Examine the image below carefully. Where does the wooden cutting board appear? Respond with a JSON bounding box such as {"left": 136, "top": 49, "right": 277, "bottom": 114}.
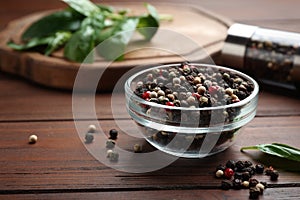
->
{"left": 0, "top": 3, "right": 232, "bottom": 91}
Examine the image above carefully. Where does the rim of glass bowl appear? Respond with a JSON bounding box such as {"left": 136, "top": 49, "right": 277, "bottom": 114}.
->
{"left": 125, "top": 63, "right": 259, "bottom": 111}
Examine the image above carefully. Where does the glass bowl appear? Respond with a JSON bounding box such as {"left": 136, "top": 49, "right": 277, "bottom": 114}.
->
{"left": 125, "top": 63, "right": 259, "bottom": 158}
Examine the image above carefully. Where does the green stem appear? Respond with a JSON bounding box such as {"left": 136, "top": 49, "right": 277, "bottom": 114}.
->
{"left": 159, "top": 14, "right": 173, "bottom": 22}
{"left": 240, "top": 146, "right": 259, "bottom": 152}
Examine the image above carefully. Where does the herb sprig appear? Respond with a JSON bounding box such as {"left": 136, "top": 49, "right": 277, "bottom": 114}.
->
{"left": 241, "top": 143, "right": 300, "bottom": 162}
{"left": 7, "top": 0, "right": 164, "bottom": 63}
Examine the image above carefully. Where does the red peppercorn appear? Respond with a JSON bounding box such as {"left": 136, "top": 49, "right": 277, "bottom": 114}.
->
{"left": 192, "top": 93, "right": 201, "bottom": 99}
{"left": 142, "top": 91, "right": 151, "bottom": 99}
{"left": 208, "top": 86, "right": 219, "bottom": 95}
{"left": 224, "top": 168, "right": 234, "bottom": 179}
{"left": 166, "top": 102, "right": 174, "bottom": 107}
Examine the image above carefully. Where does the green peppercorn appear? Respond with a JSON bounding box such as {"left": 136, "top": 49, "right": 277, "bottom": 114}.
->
{"left": 85, "top": 132, "right": 94, "bottom": 143}
{"left": 133, "top": 144, "right": 143, "bottom": 153}
{"left": 173, "top": 77, "right": 181, "bottom": 85}
{"left": 106, "top": 139, "right": 115, "bottom": 149}
{"left": 107, "top": 150, "right": 119, "bottom": 162}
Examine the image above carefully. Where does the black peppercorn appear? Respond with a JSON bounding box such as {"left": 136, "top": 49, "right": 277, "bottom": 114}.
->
{"left": 232, "top": 178, "right": 242, "bottom": 190}
{"left": 235, "top": 160, "right": 245, "bottom": 172}
{"left": 249, "top": 178, "right": 259, "bottom": 187}
{"left": 225, "top": 160, "right": 236, "bottom": 169}
{"left": 270, "top": 170, "right": 279, "bottom": 181}
{"left": 216, "top": 164, "right": 226, "bottom": 172}
{"left": 265, "top": 166, "right": 274, "bottom": 176}
{"left": 234, "top": 171, "right": 243, "bottom": 179}
{"left": 244, "top": 167, "right": 255, "bottom": 176}
{"left": 242, "top": 171, "right": 251, "bottom": 181}
{"left": 249, "top": 187, "right": 260, "bottom": 199}
{"left": 243, "top": 160, "right": 253, "bottom": 168}
{"left": 109, "top": 129, "right": 118, "bottom": 140}
{"left": 221, "top": 180, "right": 232, "bottom": 190}
{"left": 255, "top": 164, "right": 264, "bottom": 174}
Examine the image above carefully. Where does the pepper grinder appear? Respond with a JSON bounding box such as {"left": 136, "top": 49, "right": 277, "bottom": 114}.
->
{"left": 222, "top": 23, "right": 300, "bottom": 91}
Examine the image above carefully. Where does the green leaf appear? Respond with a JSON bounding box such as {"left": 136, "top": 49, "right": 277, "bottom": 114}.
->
{"left": 22, "top": 9, "right": 83, "bottom": 41}
{"left": 241, "top": 143, "right": 300, "bottom": 162}
{"left": 96, "top": 4, "right": 115, "bottom": 13}
{"left": 145, "top": 3, "right": 159, "bottom": 21}
{"left": 96, "top": 18, "right": 139, "bottom": 61}
{"left": 45, "top": 31, "right": 72, "bottom": 56}
{"left": 64, "top": 25, "right": 95, "bottom": 63}
{"left": 137, "top": 3, "right": 159, "bottom": 41}
{"left": 7, "top": 37, "right": 52, "bottom": 51}
{"left": 62, "top": 0, "right": 100, "bottom": 17}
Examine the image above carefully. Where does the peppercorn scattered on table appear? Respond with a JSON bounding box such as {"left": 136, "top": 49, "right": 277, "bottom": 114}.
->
{"left": 1, "top": 0, "right": 300, "bottom": 199}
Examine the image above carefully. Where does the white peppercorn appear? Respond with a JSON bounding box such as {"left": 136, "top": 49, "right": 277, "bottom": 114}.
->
{"left": 215, "top": 170, "right": 224, "bottom": 178}
{"left": 107, "top": 149, "right": 113, "bottom": 157}
{"left": 225, "top": 88, "right": 233, "bottom": 96}
{"left": 28, "top": 134, "right": 38, "bottom": 144}
{"left": 157, "top": 90, "right": 165, "bottom": 97}
{"left": 149, "top": 91, "right": 158, "bottom": 98}
{"left": 197, "top": 85, "right": 206, "bottom": 95}
{"left": 107, "top": 150, "right": 119, "bottom": 162}
{"left": 193, "top": 76, "right": 201, "bottom": 84}
{"left": 255, "top": 183, "right": 265, "bottom": 194}
{"left": 242, "top": 181, "right": 250, "bottom": 188}
{"left": 88, "top": 124, "right": 97, "bottom": 133}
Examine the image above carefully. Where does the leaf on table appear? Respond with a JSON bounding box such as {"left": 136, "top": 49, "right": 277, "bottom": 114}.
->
{"left": 96, "top": 18, "right": 139, "bottom": 61}
{"left": 64, "top": 25, "right": 95, "bottom": 63}
{"left": 241, "top": 143, "right": 300, "bottom": 162}
{"left": 137, "top": 3, "right": 160, "bottom": 41}
{"left": 62, "top": 0, "right": 100, "bottom": 17}
{"left": 22, "top": 9, "right": 84, "bottom": 41}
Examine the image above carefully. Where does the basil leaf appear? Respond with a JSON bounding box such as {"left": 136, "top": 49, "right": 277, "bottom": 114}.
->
{"left": 96, "top": 18, "right": 139, "bottom": 61}
{"left": 241, "top": 143, "right": 300, "bottom": 162}
{"left": 64, "top": 25, "right": 95, "bottom": 63}
{"left": 137, "top": 3, "right": 159, "bottom": 41}
{"left": 7, "top": 37, "right": 52, "bottom": 51}
{"left": 96, "top": 4, "right": 115, "bottom": 13}
{"left": 62, "top": 0, "right": 100, "bottom": 17}
{"left": 45, "top": 31, "right": 72, "bottom": 56}
{"left": 22, "top": 9, "right": 83, "bottom": 41}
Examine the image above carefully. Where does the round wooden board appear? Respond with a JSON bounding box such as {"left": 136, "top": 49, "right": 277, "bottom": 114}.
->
{"left": 0, "top": 3, "right": 232, "bottom": 91}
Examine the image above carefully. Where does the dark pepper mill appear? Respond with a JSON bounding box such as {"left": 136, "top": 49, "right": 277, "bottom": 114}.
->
{"left": 222, "top": 23, "right": 300, "bottom": 91}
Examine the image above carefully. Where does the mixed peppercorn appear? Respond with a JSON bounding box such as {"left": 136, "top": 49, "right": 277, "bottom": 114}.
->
{"left": 134, "top": 63, "right": 254, "bottom": 110}
{"left": 131, "top": 63, "right": 255, "bottom": 154}
{"left": 215, "top": 160, "right": 279, "bottom": 199}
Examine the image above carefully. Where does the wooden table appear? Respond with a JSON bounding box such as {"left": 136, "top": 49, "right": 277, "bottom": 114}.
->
{"left": 1, "top": 0, "right": 300, "bottom": 199}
